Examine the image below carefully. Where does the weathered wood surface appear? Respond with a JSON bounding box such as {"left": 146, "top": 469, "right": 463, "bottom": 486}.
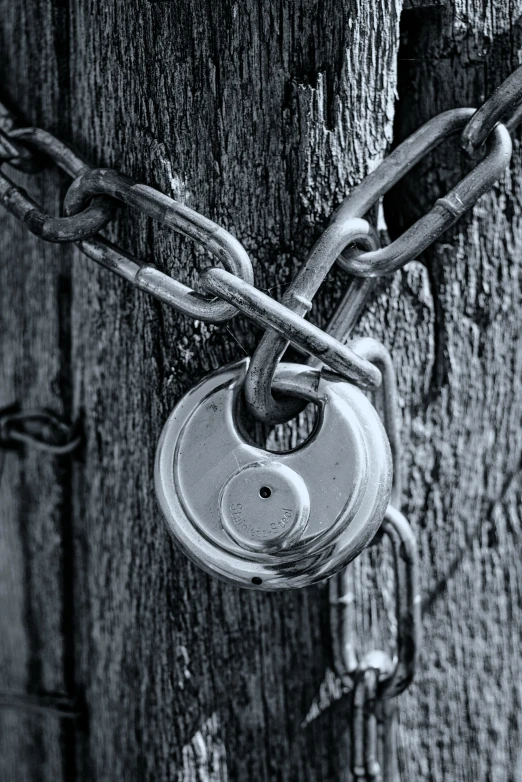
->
{"left": 386, "top": 3, "right": 522, "bottom": 779}
{"left": 0, "top": 4, "right": 76, "bottom": 781}
{"left": 0, "top": 2, "right": 403, "bottom": 780}
{"left": 1, "top": 1, "right": 522, "bottom": 780}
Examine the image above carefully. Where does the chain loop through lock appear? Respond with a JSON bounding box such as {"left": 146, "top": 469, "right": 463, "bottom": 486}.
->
{"left": 242, "top": 109, "right": 513, "bottom": 424}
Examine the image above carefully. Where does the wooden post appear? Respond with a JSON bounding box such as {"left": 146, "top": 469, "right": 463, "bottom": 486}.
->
{"left": 1, "top": 1, "right": 521, "bottom": 780}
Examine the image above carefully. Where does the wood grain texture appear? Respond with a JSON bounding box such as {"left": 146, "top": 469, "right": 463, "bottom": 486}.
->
{"left": 1, "top": 2, "right": 403, "bottom": 780}
{"left": 384, "top": 3, "right": 522, "bottom": 779}
{"left": 66, "top": 4, "right": 402, "bottom": 781}
{"left": 2, "top": 0, "right": 522, "bottom": 781}
{"left": 0, "top": 3, "right": 77, "bottom": 781}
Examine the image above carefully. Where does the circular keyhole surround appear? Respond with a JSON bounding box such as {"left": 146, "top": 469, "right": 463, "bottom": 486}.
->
{"left": 219, "top": 461, "right": 310, "bottom": 553}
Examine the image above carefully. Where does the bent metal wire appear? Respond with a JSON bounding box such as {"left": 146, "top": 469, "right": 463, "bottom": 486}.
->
{"left": 0, "top": 407, "right": 81, "bottom": 455}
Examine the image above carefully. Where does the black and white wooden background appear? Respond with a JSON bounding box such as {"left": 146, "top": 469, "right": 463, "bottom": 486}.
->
{"left": 1, "top": 1, "right": 522, "bottom": 780}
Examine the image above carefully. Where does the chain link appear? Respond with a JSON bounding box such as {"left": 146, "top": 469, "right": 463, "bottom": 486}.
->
{"left": 330, "top": 505, "right": 420, "bottom": 781}
{"left": 330, "top": 507, "right": 420, "bottom": 696}
{"left": 462, "top": 64, "right": 522, "bottom": 154}
{"left": 0, "top": 127, "right": 116, "bottom": 241}
{"left": 0, "top": 127, "right": 37, "bottom": 171}
{"left": 0, "top": 101, "right": 42, "bottom": 172}
{"left": 244, "top": 105, "right": 515, "bottom": 423}
{"left": 242, "top": 217, "right": 381, "bottom": 424}
{"left": 339, "top": 116, "right": 511, "bottom": 278}
{"left": 1, "top": 67, "right": 522, "bottom": 420}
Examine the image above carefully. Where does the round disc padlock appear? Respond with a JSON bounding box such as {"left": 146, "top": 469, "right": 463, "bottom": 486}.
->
{"left": 155, "top": 359, "right": 392, "bottom": 589}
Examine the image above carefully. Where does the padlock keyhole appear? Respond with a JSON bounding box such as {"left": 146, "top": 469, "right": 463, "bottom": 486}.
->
{"left": 259, "top": 486, "right": 272, "bottom": 499}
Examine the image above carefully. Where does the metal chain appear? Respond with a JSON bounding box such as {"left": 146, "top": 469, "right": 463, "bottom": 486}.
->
{"left": 1, "top": 67, "right": 522, "bottom": 424}
{"left": 329, "top": 506, "right": 420, "bottom": 781}
{"left": 0, "top": 112, "right": 379, "bottom": 384}
{"left": 1, "top": 65, "right": 521, "bottom": 775}
{"left": 0, "top": 127, "right": 116, "bottom": 241}
{"left": 244, "top": 103, "right": 516, "bottom": 424}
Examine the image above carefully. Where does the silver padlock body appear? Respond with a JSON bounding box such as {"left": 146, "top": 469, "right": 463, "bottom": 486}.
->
{"left": 155, "top": 359, "right": 392, "bottom": 589}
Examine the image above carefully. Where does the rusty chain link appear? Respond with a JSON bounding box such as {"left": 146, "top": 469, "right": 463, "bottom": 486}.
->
{"left": 0, "top": 127, "right": 116, "bottom": 241}
{"left": 1, "top": 66, "right": 522, "bottom": 424}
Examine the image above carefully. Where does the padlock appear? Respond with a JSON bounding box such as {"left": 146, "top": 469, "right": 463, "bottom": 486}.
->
{"left": 154, "top": 359, "right": 392, "bottom": 589}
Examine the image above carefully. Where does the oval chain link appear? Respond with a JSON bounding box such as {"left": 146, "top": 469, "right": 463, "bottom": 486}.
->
{"left": 241, "top": 217, "right": 381, "bottom": 423}
{"left": 0, "top": 127, "right": 116, "bottom": 241}
{"left": 64, "top": 168, "right": 254, "bottom": 322}
{"left": 461, "top": 64, "right": 522, "bottom": 154}
{"left": 1, "top": 67, "right": 522, "bottom": 409}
